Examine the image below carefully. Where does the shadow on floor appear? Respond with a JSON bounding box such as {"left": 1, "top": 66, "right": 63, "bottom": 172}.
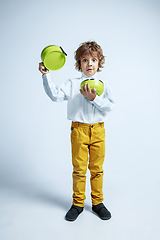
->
{"left": 1, "top": 183, "right": 71, "bottom": 211}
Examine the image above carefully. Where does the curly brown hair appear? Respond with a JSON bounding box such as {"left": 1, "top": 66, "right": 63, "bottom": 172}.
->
{"left": 74, "top": 41, "right": 105, "bottom": 72}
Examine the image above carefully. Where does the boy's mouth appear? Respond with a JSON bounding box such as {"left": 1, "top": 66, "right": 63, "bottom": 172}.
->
{"left": 87, "top": 69, "right": 93, "bottom": 71}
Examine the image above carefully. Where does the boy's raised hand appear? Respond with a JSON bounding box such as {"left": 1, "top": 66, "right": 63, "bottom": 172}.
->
{"left": 39, "top": 62, "right": 49, "bottom": 75}
{"left": 80, "top": 83, "right": 96, "bottom": 101}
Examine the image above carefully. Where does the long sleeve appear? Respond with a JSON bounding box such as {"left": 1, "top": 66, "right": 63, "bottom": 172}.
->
{"left": 90, "top": 81, "right": 115, "bottom": 112}
{"left": 42, "top": 73, "right": 71, "bottom": 102}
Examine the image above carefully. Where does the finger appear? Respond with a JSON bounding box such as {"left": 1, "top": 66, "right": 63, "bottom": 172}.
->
{"left": 80, "top": 89, "right": 83, "bottom": 94}
{"left": 87, "top": 83, "right": 91, "bottom": 93}
{"left": 38, "top": 66, "right": 49, "bottom": 74}
{"left": 80, "top": 88, "right": 85, "bottom": 96}
{"left": 39, "top": 62, "right": 47, "bottom": 70}
{"left": 40, "top": 62, "right": 49, "bottom": 73}
{"left": 84, "top": 83, "right": 87, "bottom": 92}
{"left": 92, "top": 88, "right": 97, "bottom": 94}
{"left": 39, "top": 62, "right": 44, "bottom": 68}
{"left": 38, "top": 66, "right": 43, "bottom": 72}
{"left": 81, "top": 84, "right": 84, "bottom": 92}
{"left": 39, "top": 62, "right": 43, "bottom": 70}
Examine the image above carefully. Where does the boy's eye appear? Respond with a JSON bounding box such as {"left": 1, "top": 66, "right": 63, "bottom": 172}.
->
{"left": 83, "top": 59, "right": 87, "bottom": 62}
{"left": 93, "top": 58, "right": 97, "bottom": 62}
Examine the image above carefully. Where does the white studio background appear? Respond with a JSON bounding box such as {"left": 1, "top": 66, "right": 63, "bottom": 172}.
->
{"left": 0, "top": 0, "right": 160, "bottom": 239}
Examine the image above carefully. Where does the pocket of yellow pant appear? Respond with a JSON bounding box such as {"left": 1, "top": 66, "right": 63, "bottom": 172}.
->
{"left": 71, "top": 127, "right": 79, "bottom": 144}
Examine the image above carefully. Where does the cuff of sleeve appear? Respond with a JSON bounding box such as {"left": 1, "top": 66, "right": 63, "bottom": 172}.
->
{"left": 42, "top": 72, "right": 51, "bottom": 82}
{"left": 90, "top": 95, "right": 101, "bottom": 105}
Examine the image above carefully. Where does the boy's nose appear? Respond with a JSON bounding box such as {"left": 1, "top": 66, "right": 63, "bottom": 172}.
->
{"left": 88, "top": 59, "right": 92, "bottom": 66}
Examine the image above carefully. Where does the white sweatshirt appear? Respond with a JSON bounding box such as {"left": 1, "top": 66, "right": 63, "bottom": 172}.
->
{"left": 42, "top": 72, "right": 115, "bottom": 124}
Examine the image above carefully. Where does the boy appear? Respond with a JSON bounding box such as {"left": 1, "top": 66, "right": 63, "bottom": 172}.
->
{"left": 39, "top": 41, "right": 115, "bottom": 221}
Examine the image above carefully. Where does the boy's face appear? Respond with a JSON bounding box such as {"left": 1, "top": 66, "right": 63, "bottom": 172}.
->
{"left": 80, "top": 53, "right": 99, "bottom": 77}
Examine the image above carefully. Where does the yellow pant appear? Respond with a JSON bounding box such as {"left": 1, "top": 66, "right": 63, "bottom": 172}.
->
{"left": 71, "top": 121, "right": 105, "bottom": 207}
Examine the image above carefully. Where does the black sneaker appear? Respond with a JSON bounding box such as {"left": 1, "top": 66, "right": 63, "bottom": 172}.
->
{"left": 65, "top": 205, "right": 83, "bottom": 221}
{"left": 92, "top": 203, "right": 111, "bottom": 220}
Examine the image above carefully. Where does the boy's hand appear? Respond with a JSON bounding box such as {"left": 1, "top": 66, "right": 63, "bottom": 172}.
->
{"left": 80, "top": 83, "right": 96, "bottom": 101}
{"left": 38, "top": 62, "right": 49, "bottom": 75}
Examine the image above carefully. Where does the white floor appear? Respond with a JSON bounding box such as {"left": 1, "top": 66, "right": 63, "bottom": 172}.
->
{"left": 0, "top": 175, "right": 159, "bottom": 240}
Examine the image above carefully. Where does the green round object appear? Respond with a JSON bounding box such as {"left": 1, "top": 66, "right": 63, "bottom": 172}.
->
{"left": 41, "top": 45, "right": 66, "bottom": 71}
{"left": 81, "top": 79, "right": 104, "bottom": 96}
